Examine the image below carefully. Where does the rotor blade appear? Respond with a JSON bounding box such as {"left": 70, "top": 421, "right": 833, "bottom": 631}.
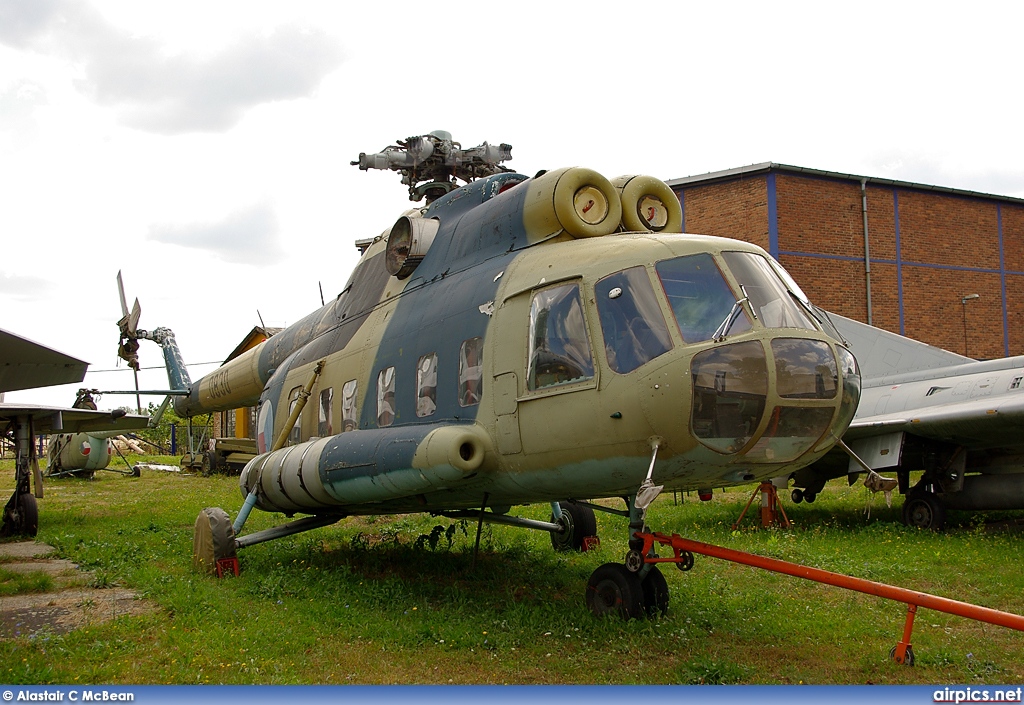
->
{"left": 117, "top": 271, "right": 129, "bottom": 319}
{"left": 128, "top": 299, "right": 141, "bottom": 337}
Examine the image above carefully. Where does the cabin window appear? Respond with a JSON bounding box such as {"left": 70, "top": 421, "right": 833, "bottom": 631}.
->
{"left": 772, "top": 339, "right": 838, "bottom": 399}
{"left": 596, "top": 266, "right": 673, "bottom": 374}
{"left": 656, "top": 253, "right": 750, "bottom": 343}
{"left": 287, "top": 385, "right": 303, "bottom": 445}
{"left": 690, "top": 341, "right": 768, "bottom": 454}
{"left": 377, "top": 367, "right": 396, "bottom": 427}
{"left": 459, "top": 338, "right": 483, "bottom": 407}
{"left": 720, "top": 251, "right": 816, "bottom": 330}
{"left": 416, "top": 353, "right": 438, "bottom": 417}
{"left": 318, "top": 387, "right": 333, "bottom": 436}
{"left": 342, "top": 379, "right": 358, "bottom": 431}
{"left": 527, "top": 283, "right": 594, "bottom": 391}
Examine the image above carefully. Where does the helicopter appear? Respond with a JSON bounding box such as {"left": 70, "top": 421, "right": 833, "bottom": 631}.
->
{"left": 124, "top": 132, "right": 861, "bottom": 618}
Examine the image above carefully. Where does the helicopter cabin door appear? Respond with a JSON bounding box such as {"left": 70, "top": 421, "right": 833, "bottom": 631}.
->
{"left": 491, "top": 279, "right": 602, "bottom": 459}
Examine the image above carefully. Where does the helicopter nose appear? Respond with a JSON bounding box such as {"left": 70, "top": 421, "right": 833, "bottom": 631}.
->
{"left": 689, "top": 336, "right": 861, "bottom": 462}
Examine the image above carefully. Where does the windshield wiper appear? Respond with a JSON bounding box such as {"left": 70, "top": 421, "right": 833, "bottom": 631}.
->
{"left": 713, "top": 286, "right": 754, "bottom": 342}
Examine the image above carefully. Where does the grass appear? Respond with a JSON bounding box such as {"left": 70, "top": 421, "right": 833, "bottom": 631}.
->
{"left": 0, "top": 567, "right": 53, "bottom": 596}
{"left": 1, "top": 455, "right": 1023, "bottom": 684}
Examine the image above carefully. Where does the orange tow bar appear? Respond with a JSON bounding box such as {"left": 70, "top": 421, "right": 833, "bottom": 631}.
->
{"left": 635, "top": 531, "right": 1024, "bottom": 665}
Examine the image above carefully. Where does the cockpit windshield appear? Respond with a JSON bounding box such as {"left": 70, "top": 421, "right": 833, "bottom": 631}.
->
{"left": 656, "top": 253, "right": 752, "bottom": 343}
{"left": 720, "top": 252, "right": 818, "bottom": 331}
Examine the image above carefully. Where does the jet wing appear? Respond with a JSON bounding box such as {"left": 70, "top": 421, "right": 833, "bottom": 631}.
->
{"left": 846, "top": 393, "right": 1024, "bottom": 448}
{"left": 0, "top": 404, "right": 149, "bottom": 434}
{"left": 0, "top": 328, "right": 88, "bottom": 393}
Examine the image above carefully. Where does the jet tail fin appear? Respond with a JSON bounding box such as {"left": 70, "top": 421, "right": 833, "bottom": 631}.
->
{"left": 828, "top": 313, "right": 971, "bottom": 381}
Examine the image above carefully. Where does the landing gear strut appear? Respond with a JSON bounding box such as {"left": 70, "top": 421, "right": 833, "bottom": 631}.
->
{"left": 1, "top": 414, "right": 42, "bottom": 538}
{"left": 585, "top": 438, "right": 671, "bottom": 620}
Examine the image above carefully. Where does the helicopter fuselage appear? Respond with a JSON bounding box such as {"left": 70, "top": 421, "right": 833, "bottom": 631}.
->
{"left": 175, "top": 168, "right": 860, "bottom": 519}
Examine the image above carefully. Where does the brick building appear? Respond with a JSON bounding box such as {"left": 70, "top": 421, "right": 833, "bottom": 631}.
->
{"left": 667, "top": 164, "right": 1024, "bottom": 360}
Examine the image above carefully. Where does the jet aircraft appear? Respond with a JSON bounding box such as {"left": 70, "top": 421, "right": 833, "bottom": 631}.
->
{"left": 785, "top": 314, "right": 1024, "bottom": 530}
{"left": 0, "top": 329, "right": 149, "bottom": 537}
{"left": 123, "top": 132, "right": 860, "bottom": 617}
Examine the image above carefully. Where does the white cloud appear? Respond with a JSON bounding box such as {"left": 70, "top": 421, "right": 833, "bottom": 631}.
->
{"left": 147, "top": 201, "right": 283, "bottom": 265}
{"left": 0, "top": 0, "right": 343, "bottom": 133}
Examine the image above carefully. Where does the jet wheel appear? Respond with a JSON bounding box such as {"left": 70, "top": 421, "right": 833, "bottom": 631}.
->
{"left": 791, "top": 488, "right": 804, "bottom": 504}
{"left": 1, "top": 493, "right": 38, "bottom": 538}
{"left": 641, "top": 565, "right": 670, "bottom": 616}
{"left": 585, "top": 563, "right": 645, "bottom": 620}
{"left": 902, "top": 491, "right": 945, "bottom": 531}
{"left": 550, "top": 501, "right": 597, "bottom": 552}
{"left": 803, "top": 491, "right": 817, "bottom": 503}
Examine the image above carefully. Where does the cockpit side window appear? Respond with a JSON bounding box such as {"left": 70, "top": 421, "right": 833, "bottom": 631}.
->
{"left": 656, "top": 253, "right": 750, "bottom": 343}
{"left": 596, "top": 266, "right": 673, "bottom": 374}
{"left": 527, "top": 283, "right": 595, "bottom": 390}
{"left": 721, "top": 251, "right": 817, "bottom": 330}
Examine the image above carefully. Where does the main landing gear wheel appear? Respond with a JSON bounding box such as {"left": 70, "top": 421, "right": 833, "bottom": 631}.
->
{"left": 640, "top": 565, "right": 669, "bottom": 617}
{"left": 550, "top": 501, "right": 597, "bottom": 552}
{"left": 193, "top": 507, "right": 237, "bottom": 575}
{"left": 585, "top": 563, "right": 645, "bottom": 619}
{"left": 0, "top": 493, "right": 38, "bottom": 538}
{"left": 791, "top": 488, "right": 804, "bottom": 504}
{"left": 902, "top": 491, "right": 945, "bottom": 530}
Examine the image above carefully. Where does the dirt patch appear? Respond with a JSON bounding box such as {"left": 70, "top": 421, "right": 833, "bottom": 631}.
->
{"left": 0, "top": 541, "right": 157, "bottom": 639}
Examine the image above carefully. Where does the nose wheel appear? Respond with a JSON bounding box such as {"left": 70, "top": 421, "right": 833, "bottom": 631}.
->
{"left": 585, "top": 562, "right": 670, "bottom": 619}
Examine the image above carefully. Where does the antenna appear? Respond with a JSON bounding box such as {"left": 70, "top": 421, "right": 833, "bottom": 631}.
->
{"left": 257, "top": 310, "right": 266, "bottom": 329}
{"left": 319, "top": 282, "right": 325, "bottom": 307}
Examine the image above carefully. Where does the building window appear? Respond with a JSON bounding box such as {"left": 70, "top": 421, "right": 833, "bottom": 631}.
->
{"left": 416, "top": 353, "right": 438, "bottom": 417}
{"left": 459, "top": 338, "right": 483, "bottom": 407}
{"left": 223, "top": 410, "right": 236, "bottom": 438}
{"left": 342, "top": 380, "right": 358, "bottom": 431}
{"left": 377, "top": 367, "right": 396, "bottom": 427}
{"left": 318, "top": 387, "right": 333, "bottom": 437}
{"left": 527, "top": 283, "right": 594, "bottom": 390}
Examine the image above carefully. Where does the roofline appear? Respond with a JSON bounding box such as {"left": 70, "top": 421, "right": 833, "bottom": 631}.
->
{"left": 666, "top": 162, "right": 1024, "bottom": 205}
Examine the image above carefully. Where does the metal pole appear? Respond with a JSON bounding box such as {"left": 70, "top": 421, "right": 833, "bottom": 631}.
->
{"left": 641, "top": 532, "right": 1024, "bottom": 632}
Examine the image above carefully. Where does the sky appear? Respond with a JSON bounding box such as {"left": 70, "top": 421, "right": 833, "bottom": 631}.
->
{"left": 3, "top": 0, "right": 1023, "bottom": 410}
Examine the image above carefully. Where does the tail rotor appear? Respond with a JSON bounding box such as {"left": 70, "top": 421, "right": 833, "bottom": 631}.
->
{"left": 116, "top": 271, "right": 143, "bottom": 414}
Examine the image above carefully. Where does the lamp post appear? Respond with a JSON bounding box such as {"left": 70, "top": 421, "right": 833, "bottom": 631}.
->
{"left": 961, "top": 294, "right": 979, "bottom": 357}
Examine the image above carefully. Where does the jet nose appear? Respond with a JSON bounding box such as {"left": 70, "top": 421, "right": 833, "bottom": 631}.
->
{"left": 689, "top": 336, "right": 861, "bottom": 462}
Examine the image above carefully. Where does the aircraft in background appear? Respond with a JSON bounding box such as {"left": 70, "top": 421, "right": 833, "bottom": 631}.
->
{"left": 785, "top": 314, "right": 1024, "bottom": 530}
{"left": 127, "top": 132, "right": 862, "bottom": 618}
{"left": 0, "top": 328, "right": 148, "bottom": 537}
